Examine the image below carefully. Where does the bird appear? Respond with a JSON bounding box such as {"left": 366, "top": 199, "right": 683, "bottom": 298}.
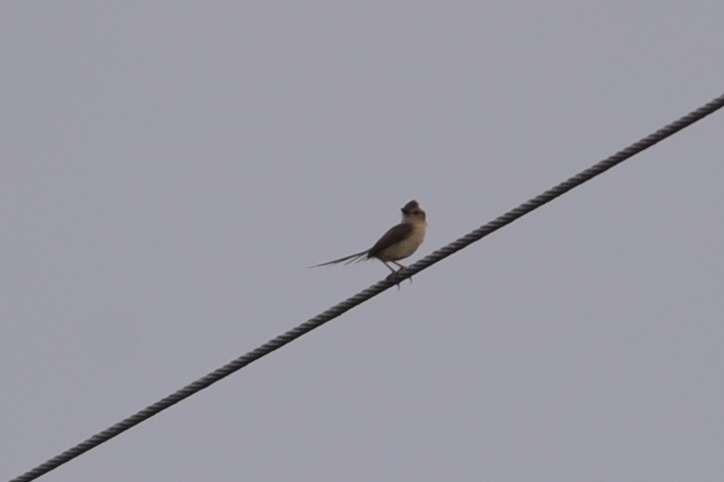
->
{"left": 312, "top": 200, "right": 427, "bottom": 283}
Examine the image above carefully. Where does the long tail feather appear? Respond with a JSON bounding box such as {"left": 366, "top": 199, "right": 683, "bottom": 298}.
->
{"left": 310, "top": 250, "right": 368, "bottom": 268}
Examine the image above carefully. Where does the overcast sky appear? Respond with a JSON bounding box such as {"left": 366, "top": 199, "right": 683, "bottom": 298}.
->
{"left": 2, "top": 2, "right": 723, "bottom": 481}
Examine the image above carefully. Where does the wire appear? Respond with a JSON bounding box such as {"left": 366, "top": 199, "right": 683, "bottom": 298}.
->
{"left": 11, "top": 92, "right": 724, "bottom": 482}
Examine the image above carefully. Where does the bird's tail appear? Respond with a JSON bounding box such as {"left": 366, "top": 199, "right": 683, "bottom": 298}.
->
{"left": 310, "top": 250, "right": 369, "bottom": 268}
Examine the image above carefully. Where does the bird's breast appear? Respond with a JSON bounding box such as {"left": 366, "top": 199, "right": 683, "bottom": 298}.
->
{"left": 379, "top": 223, "right": 426, "bottom": 261}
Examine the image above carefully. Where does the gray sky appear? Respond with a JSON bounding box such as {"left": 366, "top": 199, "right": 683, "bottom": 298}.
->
{"left": 2, "top": 2, "right": 723, "bottom": 481}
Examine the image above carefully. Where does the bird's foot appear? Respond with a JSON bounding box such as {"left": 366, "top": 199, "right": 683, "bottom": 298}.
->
{"left": 386, "top": 269, "right": 412, "bottom": 288}
{"left": 391, "top": 262, "right": 413, "bottom": 285}
{"left": 385, "top": 271, "right": 402, "bottom": 289}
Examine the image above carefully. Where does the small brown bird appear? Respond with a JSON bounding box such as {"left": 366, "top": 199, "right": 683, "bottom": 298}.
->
{"left": 312, "top": 200, "right": 427, "bottom": 281}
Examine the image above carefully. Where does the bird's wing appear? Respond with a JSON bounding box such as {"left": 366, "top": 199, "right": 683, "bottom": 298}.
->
{"left": 310, "top": 250, "right": 369, "bottom": 268}
{"left": 368, "top": 223, "right": 413, "bottom": 259}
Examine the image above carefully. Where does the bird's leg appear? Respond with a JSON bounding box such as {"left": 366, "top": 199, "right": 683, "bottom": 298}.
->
{"left": 382, "top": 262, "right": 395, "bottom": 273}
{"left": 392, "top": 261, "right": 413, "bottom": 284}
{"left": 380, "top": 260, "right": 402, "bottom": 289}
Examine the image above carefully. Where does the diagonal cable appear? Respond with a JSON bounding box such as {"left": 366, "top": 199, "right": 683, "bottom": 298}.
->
{"left": 11, "top": 92, "right": 724, "bottom": 482}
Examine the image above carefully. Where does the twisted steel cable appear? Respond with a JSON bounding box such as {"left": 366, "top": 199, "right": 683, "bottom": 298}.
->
{"left": 12, "top": 92, "right": 724, "bottom": 482}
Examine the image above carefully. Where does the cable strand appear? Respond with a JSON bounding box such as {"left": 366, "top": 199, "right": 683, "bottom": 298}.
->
{"left": 11, "top": 92, "right": 724, "bottom": 482}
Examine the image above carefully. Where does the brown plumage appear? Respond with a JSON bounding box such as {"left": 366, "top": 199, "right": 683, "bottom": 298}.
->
{"left": 311, "top": 201, "right": 427, "bottom": 283}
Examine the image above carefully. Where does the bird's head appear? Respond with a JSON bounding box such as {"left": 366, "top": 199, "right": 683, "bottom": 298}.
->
{"left": 401, "top": 200, "right": 426, "bottom": 223}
